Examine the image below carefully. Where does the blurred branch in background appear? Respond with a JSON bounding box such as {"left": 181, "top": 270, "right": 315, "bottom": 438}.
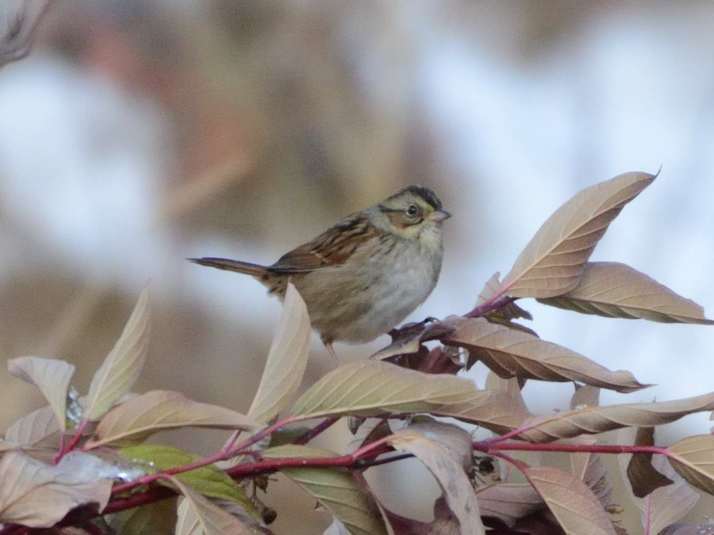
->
{"left": 0, "top": 0, "right": 49, "bottom": 68}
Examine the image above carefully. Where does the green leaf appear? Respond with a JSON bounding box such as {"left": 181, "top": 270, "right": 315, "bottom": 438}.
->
{"left": 85, "top": 288, "right": 151, "bottom": 421}
{"left": 263, "top": 445, "right": 387, "bottom": 535}
{"left": 116, "top": 499, "right": 177, "bottom": 535}
{"left": 118, "top": 444, "right": 256, "bottom": 516}
{"left": 290, "top": 361, "right": 478, "bottom": 420}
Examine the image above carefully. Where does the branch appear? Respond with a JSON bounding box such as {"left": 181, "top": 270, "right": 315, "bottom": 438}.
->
{"left": 294, "top": 417, "right": 339, "bottom": 445}
{"left": 111, "top": 416, "right": 296, "bottom": 496}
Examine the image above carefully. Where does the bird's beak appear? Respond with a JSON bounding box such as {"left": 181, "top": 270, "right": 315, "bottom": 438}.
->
{"left": 430, "top": 209, "right": 451, "bottom": 222}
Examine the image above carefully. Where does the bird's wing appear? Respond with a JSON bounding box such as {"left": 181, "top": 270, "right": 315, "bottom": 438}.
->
{"left": 268, "top": 214, "right": 377, "bottom": 274}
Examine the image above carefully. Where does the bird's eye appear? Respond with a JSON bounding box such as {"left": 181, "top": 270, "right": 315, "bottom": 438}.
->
{"left": 406, "top": 204, "right": 420, "bottom": 218}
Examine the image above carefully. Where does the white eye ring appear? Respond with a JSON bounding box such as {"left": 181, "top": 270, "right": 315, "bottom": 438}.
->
{"left": 406, "top": 204, "right": 419, "bottom": 217}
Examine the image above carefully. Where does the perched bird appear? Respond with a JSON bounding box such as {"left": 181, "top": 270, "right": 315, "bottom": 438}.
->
{"left": 190, "top": 185, "right": 450, "bottom": 357}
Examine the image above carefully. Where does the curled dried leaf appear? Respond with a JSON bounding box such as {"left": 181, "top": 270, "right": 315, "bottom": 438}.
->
{"left": 248, "top": 283, "right": 312, "bottom": 424}
{"left": 387, "top": 424, "right": 485, "bottom": 535}
{"left": 502, "top": 171, "right": 655, "bottom": 299}
{"left": 518, "top": 391, "right": 714, "bottom": 442}
{"left": 626, "top": 427, "right": 673, "bottom": 498}
{"left": 642, "top": 460, "right": 698, "bottom": 535}
{"left": 8, "top": 356, "right": 76, "bottom": 431}
{"left": 477, "top": 272, "right": 533, "bottom": 321}
{"left": 539, "top": 262, "right": 714, "bottom": 324}
{"left": 524, "top": 466, "right": 616, "bottom": 535}
{"left": 475, "top": 483, "right": 542, "bottom": 527}
{"left": 371, "top": 319, "right": 453, "bottom": 361}
{"left": 443, "top": 316, "right": 647, "bottom": 393}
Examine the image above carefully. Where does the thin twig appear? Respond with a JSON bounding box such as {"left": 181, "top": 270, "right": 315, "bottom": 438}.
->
{"left": 111, "top": 416, "right": 295, "bottom": 496}
{"left": 294, "top": 417, "right": 339, "bottom": 445}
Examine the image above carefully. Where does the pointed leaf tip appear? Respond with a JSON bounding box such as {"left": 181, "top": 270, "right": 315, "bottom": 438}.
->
{"left": 85, "top": 289, "right": 151, "bottom": 421}
{"left": 248, "top": 283, "right": 311, "bottom": 423}
{"left": 503, "top": 171, "right": 655, "bottom": 299}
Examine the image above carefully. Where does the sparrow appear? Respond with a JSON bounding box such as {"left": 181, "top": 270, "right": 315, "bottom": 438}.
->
{"left": 190, "top": 185, "right": 450, "bottom": 357}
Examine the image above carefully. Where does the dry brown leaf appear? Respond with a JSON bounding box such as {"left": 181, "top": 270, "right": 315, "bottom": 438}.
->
{"left": 486, "top": 372, "right": 530, "bottom": 414}
{"left": 500, "top": 171, "right": 655, "bottom": 299}
{"left": 641, "top": 458, "right": 699, "bottom": 535}
{"left": 248, "top": 283, "right": 311, "bottom": 423}
{"left": 571, "top": 385, "right": 600, "bottom": 410}
{"left": 626, "top": 427, "right": 673, "bottom": 498}
{"left": 660, "top": 523, "right": 714, "bottom": 535}
{"left": 475, "top": 483, "right": 543, "bottom": 527}
{"left": 387, "top": 423, "right": 485, "bottom": 535}
{"left": 539, "top": 262, "right": 714, "bottom": 324}
{"left": 290, "top": 361, "right": 479, "bottom": 420}
{"left": 430, "top": 374, "right": 531, "bottom": 435}
{"left": 8, "top": 357, "right": 76, "bottom": 431}
{"left": 0, "top": 451, "right": 112, "bottom": 528}
{"left": 443, "top": 316, "right": 646, "bottom": 393}
{"left": 518, "top": 391, "right": 714, "bottom": 442}
{"left": 171, "top": 477, "right": 255, "bottom": 535}
{"left": 583, "top": 450, "right": 614, "bottom": 510}
{"left": 432, "top": 391, "right": 530, "bottom": 436}
{"left": 4, "top": 404, "right": 59, "bottom": 447}
{"left": 87, "top": 390, "right": 257, "bottom": 448}
{"left": 85, "top": 289, "right": 151, "bottom": 421}
{"left": 263, "top": 445, "right": 388, "bottom": 535}
{"left": 615, "top": 431, "right": 700, "bottom": 535}
{"left": 370, "top": 320, "right": 454, "bottom": 361}
{"left": 525, "top": 466, "right": 616, "bottom": 535}
{"left": 667, "top": 434, "right": 714, "bottom": 494}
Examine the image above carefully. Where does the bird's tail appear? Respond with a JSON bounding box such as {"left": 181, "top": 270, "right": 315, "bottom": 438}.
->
{"left": 189, "top": 257, "right": 268, "bottom": 278}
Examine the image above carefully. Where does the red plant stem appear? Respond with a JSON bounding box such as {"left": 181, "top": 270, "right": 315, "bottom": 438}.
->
{"left": 111, "top": 416, "right": 295, "bottom": 496}
{"left": 482, "top": 441, "right": 666, "bottom": 456}
{"left": 0, "top": 434, "right": 674, "bottom": 534}
{"left": 0, "top": 526, "right": 28, "bottom": 535}
{"left": 294, "top": 417, "right": 339, "bottom": 445}
{"left": 489, "top": 450, "right": 531, "bottom": 473}
{"left": 53, "top": 419, "right": 89, "bottom": 464}
{"left": 102, "top": 485, "right": 176, "bottom": 514}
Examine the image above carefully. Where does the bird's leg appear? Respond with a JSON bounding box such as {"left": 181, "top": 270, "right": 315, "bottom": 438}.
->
{"left": 322, "top": 338, "right": 338, "bottom": 359}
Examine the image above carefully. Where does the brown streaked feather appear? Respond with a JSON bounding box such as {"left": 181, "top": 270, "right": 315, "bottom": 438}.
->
{"left": 268, "top": 214, "right": 377, "bottom": 274}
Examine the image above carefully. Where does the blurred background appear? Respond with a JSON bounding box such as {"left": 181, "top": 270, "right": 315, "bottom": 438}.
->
{"left": 1, "top": 0, "right": 713, "bottom": 532}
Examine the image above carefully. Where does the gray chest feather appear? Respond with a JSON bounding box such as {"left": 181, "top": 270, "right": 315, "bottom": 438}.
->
{"left": 294, "top": 236, "right": 443, "bottom": 343}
